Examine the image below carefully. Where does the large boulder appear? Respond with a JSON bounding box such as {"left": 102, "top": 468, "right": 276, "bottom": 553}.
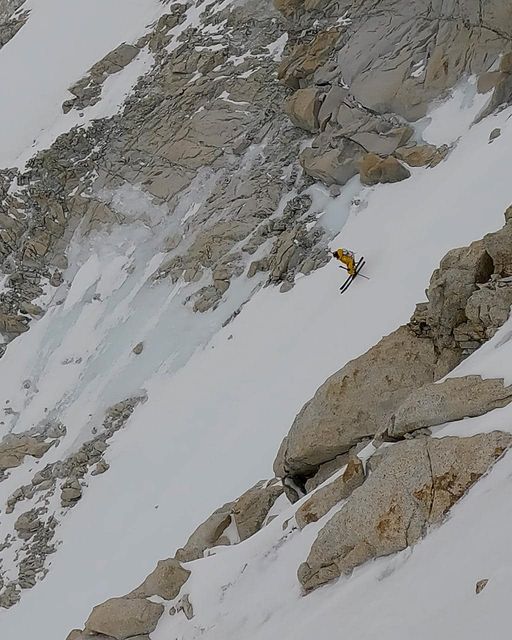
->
{"left": 274, "top": 326, "right": 438, "bottom": 479}
{"left": 85, "top": 597, "right": 164, "bottom": 640}
{"left": 130, "top": 558, "right": 191, "bottom": 600}
{"left": 358, "top": 153, "right": 411, "bottom": 186}
{"left": 300, "top": 138, "right": 365, "bottom": 186}
{"left": 232, "top": 482, "right": 284, "bottom": 541}
{"left": 298, "top": 432, "right": 512, "bottom": 591}
{"left": 296, "top": 457, "right": 365, "bottom": 529}
{"left": 389, "top": 376, "right": 512, "bottom": 437}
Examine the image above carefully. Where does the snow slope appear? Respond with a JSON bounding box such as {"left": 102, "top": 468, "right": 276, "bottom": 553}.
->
{"left": 0, "top": 0, "right": 167, "bottom": 167}
{"left": 0, "top": 63, "right": 511, "bottom": 638}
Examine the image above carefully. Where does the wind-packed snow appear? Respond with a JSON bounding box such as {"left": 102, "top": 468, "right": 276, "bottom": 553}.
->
{"left": 0, "top": 0, "right": 167, "bottom": 167}
{"left": 0, "top": 66, "right": 511, "bottom": 639}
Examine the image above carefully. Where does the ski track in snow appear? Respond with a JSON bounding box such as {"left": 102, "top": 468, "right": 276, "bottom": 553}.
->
{"left": 0, "top": 5, "right": 511, "bottom": 637}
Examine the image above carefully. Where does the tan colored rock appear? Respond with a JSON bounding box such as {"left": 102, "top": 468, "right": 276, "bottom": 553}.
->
{"left": 0, "top": 434, "right": 52, "bottom": 471}
{"left": 395, "top": 144, "right": 441, "bottom": 167}
{"left": 232, "top": 482, "right": 284, "bottom": 541}
{"left": 283, "top": 88, "right": 321, "bottom": 132}
{"left": 85, "top": 597, "right": 164, "bottom": 640}
{"left": 298, "top": 432, "right": 511, "bottom": 591}
{"left": 176, "top": 501, "right": 234, "bottom": 562}
{"left": 130, "top": 558, "right": 190, "bottom": 600}
{"left": 389, "top": 376, "right": 512, "bottom": 437}
{"left": 296, "top": 458, "right": 365, "bottom": 529}
{"left": 275, "top": 326, "right": 437, "bottom": 478}
{"left": 359, "top": 153, "right": 410, "bottom": 186}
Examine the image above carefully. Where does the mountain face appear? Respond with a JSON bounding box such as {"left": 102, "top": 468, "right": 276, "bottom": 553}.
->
{"left": 0, "top": 0, "right": 512, "bottom": 638}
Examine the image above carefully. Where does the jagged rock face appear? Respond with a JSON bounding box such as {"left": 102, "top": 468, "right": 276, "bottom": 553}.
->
{"left": 298, "top": 432, "right": 512, "bottom": 592}
{"left": 274, "top": 326, "right": 438, "bottom": 480}
{"left": 276, "top": 0, "right": 512, "bottom": 121}
{"left": 389, "top": 376, "right": 512, "bottom": 437}
{"left": 130, "top": 558, "right": 191, "bottom": 601}
{"left": 84, "top": 597, "right": 164, "bottom": 640}
{"left": 410, "top": 216, "right": 512, "bottom": 356}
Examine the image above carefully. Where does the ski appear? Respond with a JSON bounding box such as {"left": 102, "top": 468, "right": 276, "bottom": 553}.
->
{"left": 339, "top": 257, "right": 366, "bottom": 294}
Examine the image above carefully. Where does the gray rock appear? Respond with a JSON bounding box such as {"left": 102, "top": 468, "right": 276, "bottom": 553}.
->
{"left": 85, "top": 597, "right": 164, "bottom": 640}
{"left": 476, "top": 578, "right": 489, "bottom": 594}
{"left": 275, "top": 326, "right": 438, "bottom": 478}
{"left": 298, "top": 432, "right": 512, "bottom": 591}
{"left": 300, "top": 139, "right": 365, "bottom": 186}
{"left": 389, "top": 376, "right": 512, "bottom": 437}
{"left": 132, "top": 342, "right": 144, "bottom": 355}
{"left": 91, "top": 459, "right": 110, "bottom": 476}
{"left": 14, "top": 511, "right": 41, "bottom": 540}
{"left": 61, "top": 478, "right": 82, "bottom": 507}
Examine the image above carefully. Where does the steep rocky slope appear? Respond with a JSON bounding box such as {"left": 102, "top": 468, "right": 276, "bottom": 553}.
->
{"left": 0, "top": 0, "right": 512, "bottom": 638}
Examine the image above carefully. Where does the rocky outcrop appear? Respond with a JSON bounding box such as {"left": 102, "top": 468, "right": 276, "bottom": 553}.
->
{"left": 0, "top": 434, "right": 53, "bottom": 472}
{"left": 130, "top": 558, "right": 190, "bottom": 600}
{"left": 84, "top": 597, "right": 164, "bottom": 640}
{"left": 295, "top": 457, "right": 365, "bottom": 529}
{"left": 274, "top": 326, "right": 438, "bottom": 480}
{"left": 389, "top": 376, "right": 512, "bottom": 438}
{"left": 177, "top": 479, "right": 283, "bottom": 560}
{"left": 64, "top": 43, "right": 141, "bottom": 112}
{"left": 410, "top": 215, "right": 512, "bottom": 356}
{"left": 298, "top": 432, "right": 511, "bottom": 591}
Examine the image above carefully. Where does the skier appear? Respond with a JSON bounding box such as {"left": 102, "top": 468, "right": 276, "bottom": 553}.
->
{"left": 332, "top": 248, "right": 356, "bottom": 277}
